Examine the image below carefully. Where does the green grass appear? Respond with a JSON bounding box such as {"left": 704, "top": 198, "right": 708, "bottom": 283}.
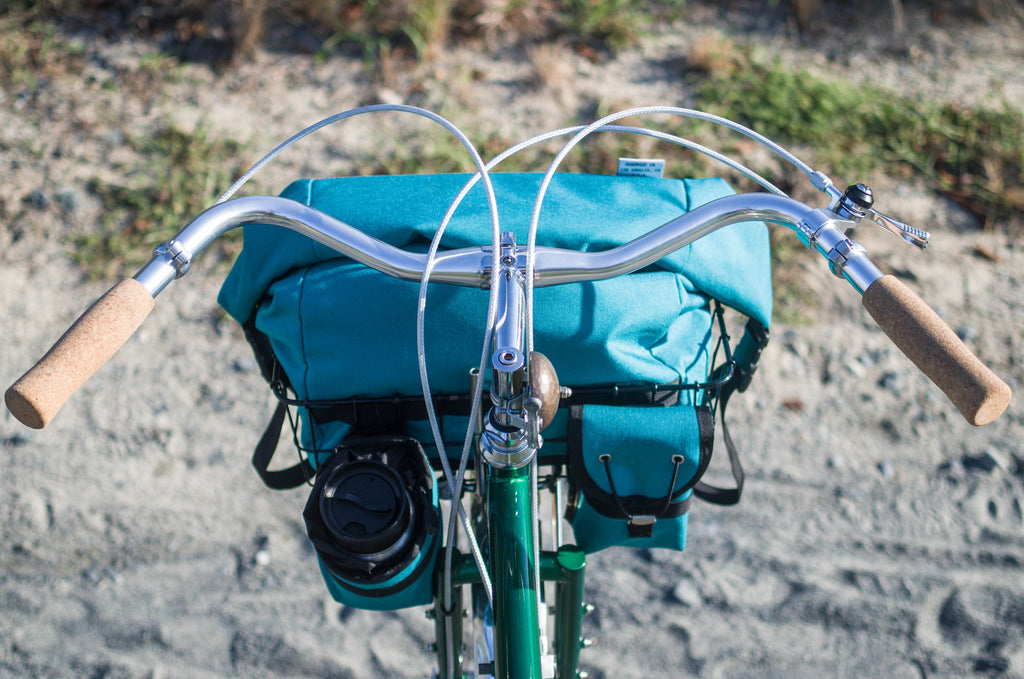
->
{"left": 0, "top": 13, "right": 85, "bottom": 88}
{"left": 72, "top": 125, "right": 244, "bottom": 279}
{"left": 688, "top": 42, "right": 1024, "bottom": 228}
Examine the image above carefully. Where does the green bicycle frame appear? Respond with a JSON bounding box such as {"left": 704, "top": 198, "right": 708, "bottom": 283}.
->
{"left": 487, "top": 463, "right": 542, "bottom": 676}
{"left": 488, "top": 465, "right": 588, "bottom": 679}
{"left": 434, "top": 466, "right": 587, "bottom": 679}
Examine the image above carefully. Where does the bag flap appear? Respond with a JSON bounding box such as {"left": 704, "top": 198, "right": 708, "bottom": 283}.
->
{"left": 573, "top": 404, "right": 710, "bottom": 502}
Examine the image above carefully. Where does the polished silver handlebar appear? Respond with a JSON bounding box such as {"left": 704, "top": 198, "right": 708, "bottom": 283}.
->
{"left": 8, "top": 183, "right": 1009, "bottom": 433}
{"left": 133, "top": 192, "right": 883, "bottom": 297}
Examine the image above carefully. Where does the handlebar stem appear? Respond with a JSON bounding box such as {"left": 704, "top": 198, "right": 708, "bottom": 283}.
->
{"left": 483, "top": 233, "right": 535, "bottom": 469}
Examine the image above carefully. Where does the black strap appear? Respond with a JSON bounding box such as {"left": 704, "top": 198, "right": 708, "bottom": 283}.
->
{"left": 692, "top": 386, "right": 743, "bottom": 505}
{"left": 251, "top": 401, "right": 314, "bottom": 490}
{"left": 302, "top": 382, "right": 688, "bottom": 428}
{"left": 690, "top": 318, "right": 768, "bottom": 506}
{"left": 244, "top": 315, "right": 315, "bottom": 490}
{"left": 248, "top": 382, "right": 688, "bottom": 492}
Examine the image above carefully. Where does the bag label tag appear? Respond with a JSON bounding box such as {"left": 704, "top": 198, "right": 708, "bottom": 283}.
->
{"left": 617, "top": 158, "right": 665, "bottom": 178}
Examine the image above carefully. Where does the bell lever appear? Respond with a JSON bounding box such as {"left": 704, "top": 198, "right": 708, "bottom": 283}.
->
{"left": 833, "top": 183, "right": 930, "bottom": 250}
{"left": 867, "top": 208, "right": 930, "bottom": 249}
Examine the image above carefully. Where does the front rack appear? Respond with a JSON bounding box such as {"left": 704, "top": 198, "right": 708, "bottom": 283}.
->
{"left": 268, "top": 300, "right": 740, "bottom": 474}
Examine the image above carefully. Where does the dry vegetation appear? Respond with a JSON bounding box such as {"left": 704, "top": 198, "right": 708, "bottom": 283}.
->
{"left": 6, "top": 0, "right": 1021, "bottom": 63}
{"left": 1, "top": 0, "right": 1022, "bottom": 285}
{"left": 4, "top": 0, "right": 670, "bottom": 62}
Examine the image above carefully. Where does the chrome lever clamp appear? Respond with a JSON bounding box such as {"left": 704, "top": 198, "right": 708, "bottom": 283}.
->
{"left": 153, "top": 239, "right": 193, "bottom": 278}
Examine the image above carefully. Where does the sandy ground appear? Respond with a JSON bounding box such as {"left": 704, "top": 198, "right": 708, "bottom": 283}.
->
{"left": 1, "top": 3, "right": 1023, "bottom": 678}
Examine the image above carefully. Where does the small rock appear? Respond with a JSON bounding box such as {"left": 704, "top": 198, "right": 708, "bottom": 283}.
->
{"left": 771, "top": 468, "right": 795, "bottom": 482}
{"left": 879, "top": 371, "right": 903, "bottom": 395}
{"left": 25, "top": 189, "right": 49, "bottom": 210}
{"left": 671, "top": 579, "right": 701, "bottom": 608}
{"left": 376, "top": 88, "right": 403, "bottom": 106}
{"left": 956, "top": 325, "right": 980, "bottom": 342}
{"left": 846, "top": 359, "right": 867, "bottom": 378}
{"left": 820, "top": 355, "right": 836, "bottom": 384}
{"left": 253, "top": 533, "right": 271, "bottom": 567}
{"left": 782, "top": 330, "right": 808, "bottom": 358}
{"left": 940, "top": 457, "right": 966, "bottom": 479}
{"left": 53, "top": 186, "right": 82, "bottom": 214}
{"left": 880, "top": 419, "right": 901, "bottom": 443}
{"left": 857, "top": 350, "right": 878, "bottom": 367}
{"left": 232, "top": 356, "right": 257, "bottom": 373}
{"left": 878, "top": 460, "right": 895, "bottom": 479}
{"left": 2, "top": 432, "right": 34, "bottom": 447}
{"left": 914, "top": 408, "right": 936, "bottom": 424}
{"left": 781, "top": 398, "right": 804, "bottom": 413}
{"left": 962, "top": 448, "right": 1009, "bottom": 474}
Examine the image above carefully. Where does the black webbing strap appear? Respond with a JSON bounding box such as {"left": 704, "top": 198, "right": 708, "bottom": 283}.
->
{"left": 249, "top": 385, "right": 686, "bottom": 491}
{"left": 691, "top": 318, "right": 768, "bottom": 506}
{"left": 245, "top": 314, "right": 319, "bottom": 489}
{"left": 691, "top": 385, "right": 743, "bottom": 505}
{"left": 252, "top": 400, "right": 314, "bottom": 490}
{"left": 302, "top": 383, "right": 686, "bottom": 428}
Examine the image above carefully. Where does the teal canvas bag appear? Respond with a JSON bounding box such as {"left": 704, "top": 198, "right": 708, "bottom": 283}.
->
{"left": 219, "top": 172, "right": 771, "bottom": 587}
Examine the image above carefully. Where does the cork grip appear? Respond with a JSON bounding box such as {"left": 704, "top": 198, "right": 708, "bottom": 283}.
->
{"left": 862, "top": 275, "right": 1011, "bottom": 426}
{"left": 5, "top": 279, "right": 155, "bottom": 429}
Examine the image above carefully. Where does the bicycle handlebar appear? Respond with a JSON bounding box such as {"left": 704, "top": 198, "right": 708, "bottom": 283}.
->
{"left": 127, "top": 194, "right": 822, "bottom": 293}
{"left": 5, "top": 192, "right": 1012, "bottom": 429}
